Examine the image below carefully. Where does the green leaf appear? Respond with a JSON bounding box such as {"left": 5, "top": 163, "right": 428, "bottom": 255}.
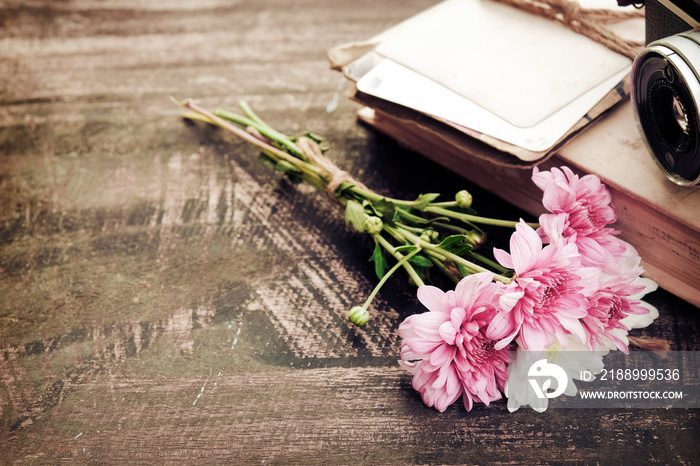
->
{"left": 362, "top": 199, "right": 378, "bottom": 216}
{"left": 412, "top": 262, "right": 431, "bottom": 284}
{"left": 413, "top": 193, "right": 441, "bottom": 210}
{"left": 345, "top": 199, "right": 367, "bottom": 232}
{"left": 334, "top": 182, "right": 358, "bottom": 200}
{"left": 438, "top": 235, "right": 468, "bottom": 249}
{"left": 408, "top": 254, "right": 433, "bottom": 268}
{"left": 423, "top": 216, "right": 451, "bottom": 225}
{"left": 336, "top": 181, "right": 354, "bottom": 192}
{"left": 438, "top": 235, "right": 474, "bottom": 255}
{"left": 303, "top": 131, "right": 325, "bottom": 144}
{"left": 369, "top": 242, "right": 388, "bottom": 279}
{"left": 372, "top": 198, "right": 397, "bottom": 221}
{"left": 449, "top": 244, "right": 474, "bottom": 256}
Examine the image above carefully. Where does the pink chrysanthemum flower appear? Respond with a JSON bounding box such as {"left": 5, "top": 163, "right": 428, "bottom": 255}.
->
{"left": 486, "top": 221, "right": 600, "bottom": 352}
{"left": 532, "top": 166, "right": 626, "bottom": 274}
{"left": 538, "top": 213, "right": 627, "bottom": 275}
{"left": 532, "top": 166, "right": 616, "bottom": 236}
{"left": 398, "top": 272, "right": 511, "bottom": 412}
{"left": 582, "top": 248, "right": 659, "bottom": 353}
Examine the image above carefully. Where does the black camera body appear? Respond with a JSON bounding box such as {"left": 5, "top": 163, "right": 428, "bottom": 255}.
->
{"left": 644, "top": 0, "right": 700, "bottom": 43}
{"left": 629, "top": 0, "right": 700, "bottom": 185}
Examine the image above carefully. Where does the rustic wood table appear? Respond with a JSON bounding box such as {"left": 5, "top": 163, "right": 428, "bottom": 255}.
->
{"left": 1, "top": 0, "right": 699, "bottom": 464}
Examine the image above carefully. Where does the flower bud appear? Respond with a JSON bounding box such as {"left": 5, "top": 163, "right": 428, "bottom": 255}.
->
{"left": 348, "top": 306, "right": 370, "bottom": 326}
{"left": 420, "top": 229, "right": 438, "bottom": 243}
{"left": 455, "top": 190, "right": 473, "bottom": 209}
{"left": 465, "top": 229, "right": 487, "bottom": 248}
{"left": 363, "top": 215, "right": 383, "bottom": 235}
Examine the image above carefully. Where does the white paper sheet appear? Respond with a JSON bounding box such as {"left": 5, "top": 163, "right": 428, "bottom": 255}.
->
{"left": 354, "top": 0, "right": 643, "bottom": 152}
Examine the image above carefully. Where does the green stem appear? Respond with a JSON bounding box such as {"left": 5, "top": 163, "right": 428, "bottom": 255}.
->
{"left": 179, "top": 100, "right": 327, "bottom": 183}
{"left": 210, "top": 109, "right": 257, "bottom": 130}
{"left": 214, "top": 108, "right": 307, "bottom": 161}
{"left": 469, "top": 251, "right": 509, "bottom": 274}
{"left": 395, "top": 223, "right": 425, "bottom": 235}
{"left": 361, "top": 240, "right": 424, "bottom": 310}
{"left": 348, "top": 186, "right": 419, "bottom": 208}
{"left": 425, "top": 251, "right": 461, "bottom": 284}
{"left": 349, "top": 185, "right": 538, "bottom": 230}
{"left": 425, "top": 205, "right": 538, "bottom": 229}
{"left": 388, "top": 226, "right": 511, "bottom": 284}
{"left": 395, "top": 208, "right": 447, "bottom": 226}
{"left": 374, "top": 234, "right": 424, "bottom": 287}
{"left": 430, "top": 201, "right": 458, "bottom": 207}
{"left": 430, "top": 221, "right": 476, "bottom": 235}
{"left": 239, "top": 101, "right": 274, "bottom": 132}
{"left": 383, "top": 225, "right": 409, "bottom": 245}
{"left": 238, "top": 101, "right": 313, "bottom": 163}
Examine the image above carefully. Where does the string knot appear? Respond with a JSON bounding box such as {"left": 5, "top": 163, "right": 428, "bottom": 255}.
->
{"left": 297, "top": 136, "right": 368, "bottom": 200}
{"left": 556, "top": 0, "right": 581, "bottom": 24}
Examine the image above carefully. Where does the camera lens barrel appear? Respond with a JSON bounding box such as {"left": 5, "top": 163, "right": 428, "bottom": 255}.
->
{"left": 631, "top": 31, "right": 700, "bottom": 186}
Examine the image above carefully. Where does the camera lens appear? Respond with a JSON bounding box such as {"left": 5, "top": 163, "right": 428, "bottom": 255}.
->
{"left": 631, "top": 32, "right": 700, "bottom": 186}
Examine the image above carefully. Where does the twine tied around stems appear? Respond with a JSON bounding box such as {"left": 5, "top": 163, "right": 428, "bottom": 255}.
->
{"left": 297, "top": 137, "right": 368, "bottom": 200}
{"left": 492, "top": 0, "right": 645, "bottom": 60}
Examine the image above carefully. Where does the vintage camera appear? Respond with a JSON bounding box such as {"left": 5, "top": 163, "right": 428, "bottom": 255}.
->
{"left": 629, "top": 0, "right": 700, "bottom": 186}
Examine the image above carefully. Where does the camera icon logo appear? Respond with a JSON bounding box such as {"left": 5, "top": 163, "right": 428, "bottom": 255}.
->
{"left": 528, "top": 359, "right": 568, "bottom": 399}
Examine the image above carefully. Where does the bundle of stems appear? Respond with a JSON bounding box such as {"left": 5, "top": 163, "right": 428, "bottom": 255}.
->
{"left": 174, "top": 98, "right": 535, "bottom": 325}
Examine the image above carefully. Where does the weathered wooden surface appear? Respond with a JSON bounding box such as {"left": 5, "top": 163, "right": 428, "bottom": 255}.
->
{"left": 0, "top": 0, "right": 699, "bottom": 464}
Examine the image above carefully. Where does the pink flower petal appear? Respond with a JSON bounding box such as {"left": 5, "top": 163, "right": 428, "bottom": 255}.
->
{"left": 462, "top": 391, "right": 474, "bottom": 412}
{"left": 430, "top": 343, "right": 457, "bottom": 369}
{"left": 510, "top": 222, "right": 543, "bottom": 273}
{"left": 494, "top": 326, "right": 521, "bottom": 351}
{"left": 416, "top": 285, "right": 448, "bottom": 313}
{"left": 486, "top": 309, "right": 515, "bottom": 341}
{"left": 406, "top": 339, "right": 442, "bottom": 357}
{"left": 438, "top": 321, "right": 457, "bottom": 345}
{"left": 493, "top": 247, "right": 513, "bottom": 269}
{"left": 450, "top": 307, "right": 466, "bottom": 329}
{"left": 498, "top": 287, "right": 524, "bottom": 312}
{"left": 455, "top": 271, "right": 494, "bottom": 304}
{"left": 409, "top": 312, "right": 448, "bottom": 341}
{"left": 558, "top": 317, "right": 586, "bottom": 346}
{"left": 520, "top": 322, "right": 554, "bottom": 351}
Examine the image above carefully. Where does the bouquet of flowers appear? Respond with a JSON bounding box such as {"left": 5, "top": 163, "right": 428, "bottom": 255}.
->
{"left": 175, "top": 98, "right": 663, "bottom": 413}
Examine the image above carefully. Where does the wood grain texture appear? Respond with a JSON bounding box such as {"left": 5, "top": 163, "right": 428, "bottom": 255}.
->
{"left": 0, "top": 0, "right": 699, "bottom": 464}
